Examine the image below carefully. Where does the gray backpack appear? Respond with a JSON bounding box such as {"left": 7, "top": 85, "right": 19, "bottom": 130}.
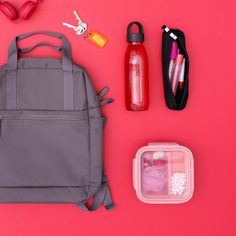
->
{"left": 0, "top": 31, "right": 114, "bottom": 211}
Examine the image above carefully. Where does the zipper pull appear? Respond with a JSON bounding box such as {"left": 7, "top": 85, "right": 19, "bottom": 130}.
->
{"left": 161, "top": 25, "right": 178, "bottom": 40}
{"left": 97, "top": 86, "right": 110, "bottom": 100}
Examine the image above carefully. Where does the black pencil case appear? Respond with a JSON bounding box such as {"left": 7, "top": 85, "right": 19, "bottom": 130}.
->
{"left": 161, "top": 25, "right": 189, "bottom": 110}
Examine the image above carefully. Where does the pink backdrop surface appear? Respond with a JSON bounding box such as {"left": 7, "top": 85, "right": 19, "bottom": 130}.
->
{"left": 0, "top": 0, "right": 235, "bottom": 235}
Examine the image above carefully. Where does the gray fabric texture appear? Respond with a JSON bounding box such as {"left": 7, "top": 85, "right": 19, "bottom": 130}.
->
{"left": 0, "top": 31, "right": 114, "bottom": 210}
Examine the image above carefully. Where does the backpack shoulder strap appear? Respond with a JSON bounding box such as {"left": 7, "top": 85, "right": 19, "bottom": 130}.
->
{"left": 77, "top": 174, "right": 115, "bottom": 211}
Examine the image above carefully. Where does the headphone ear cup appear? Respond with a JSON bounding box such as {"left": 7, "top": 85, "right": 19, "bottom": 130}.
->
{"left": 19, "top": 1, "right": 38, "bottom": 20}
{"left": 0, "top": 1, "right": 18, "bottom": 20}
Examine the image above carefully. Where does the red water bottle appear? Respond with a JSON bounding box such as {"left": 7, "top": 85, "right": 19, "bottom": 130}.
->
{"left": 125, "top": 21, "right": 149, "bottom": 111}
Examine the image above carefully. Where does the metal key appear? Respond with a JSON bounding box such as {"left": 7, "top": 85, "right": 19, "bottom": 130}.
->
{"left": 74, "top": 10, "right": 87, "bottom": 34}
{"left": 62, "top": 21, "right": 87, "bottom": 35}
{"left": 62, "top": 10, "right": 87, "bottom": 35}
{"left": 62, "top": 22, "right": 78, "bottom": 31}
{"left": 73, "top": 10, "right": 82, "bottom": 24}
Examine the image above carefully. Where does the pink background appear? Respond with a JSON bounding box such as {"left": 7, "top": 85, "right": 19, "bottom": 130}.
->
{"left": 0, "top": 0, "right": 235, "bottom": 235}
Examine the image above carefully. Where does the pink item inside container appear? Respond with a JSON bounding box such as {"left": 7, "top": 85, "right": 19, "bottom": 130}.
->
{"left": 133, "top": 143, "right": 194, "bottom": 204}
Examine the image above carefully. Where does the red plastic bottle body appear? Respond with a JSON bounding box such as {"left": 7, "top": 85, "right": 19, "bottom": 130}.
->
{"left": 125, "top": 42, "right": 149, "bottom": 111}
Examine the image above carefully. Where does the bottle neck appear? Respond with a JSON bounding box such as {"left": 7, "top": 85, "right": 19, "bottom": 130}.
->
{"left": 131, "top": 42, "right": 142, "bottom": 45}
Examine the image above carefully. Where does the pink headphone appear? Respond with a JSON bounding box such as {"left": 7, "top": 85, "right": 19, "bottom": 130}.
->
{"left": 0, "top": 0, "right": 41, "bottom": 21}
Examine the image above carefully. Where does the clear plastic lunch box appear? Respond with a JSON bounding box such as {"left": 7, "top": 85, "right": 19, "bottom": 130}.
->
{"left": 133, "top": 143, "right": 194, "bottom": 204}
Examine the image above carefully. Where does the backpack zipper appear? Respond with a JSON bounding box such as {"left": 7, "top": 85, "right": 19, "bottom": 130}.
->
{"left": 0, "top": 115, "right": 87, "bottom": 121}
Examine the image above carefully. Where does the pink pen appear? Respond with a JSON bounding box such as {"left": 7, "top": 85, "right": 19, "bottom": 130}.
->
{"left": 171, "top": 54, "right": 184, "bottom": 95}
{"left": 168, "top": 41, "right": 178, "bottom": 80}
{"left": 178, "top": 58, "right": 185, "bottom": 90}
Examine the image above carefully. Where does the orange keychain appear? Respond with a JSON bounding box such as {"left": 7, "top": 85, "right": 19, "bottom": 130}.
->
{"left": 62, "top": 10, "right": 108, "bottom": 48}
{"left": 87, "top": 31, "right": 107, "bottom": 48}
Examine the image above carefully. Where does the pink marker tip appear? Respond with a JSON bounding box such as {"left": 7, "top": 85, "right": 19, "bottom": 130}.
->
{"left": 170, "top": 41, "right": 178, "bottom": 59}
{"left": 175, "top": 54, "right": 184, "bottom": 65}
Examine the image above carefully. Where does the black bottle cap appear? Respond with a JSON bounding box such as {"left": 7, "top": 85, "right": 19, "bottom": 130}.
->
{"left": 127, "top": 21, "right": 144, "bottom": 43}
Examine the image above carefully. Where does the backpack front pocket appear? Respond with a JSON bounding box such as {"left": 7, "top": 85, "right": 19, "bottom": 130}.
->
{"left": 0, "top": 110, "right": 90, "bottom": 188}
